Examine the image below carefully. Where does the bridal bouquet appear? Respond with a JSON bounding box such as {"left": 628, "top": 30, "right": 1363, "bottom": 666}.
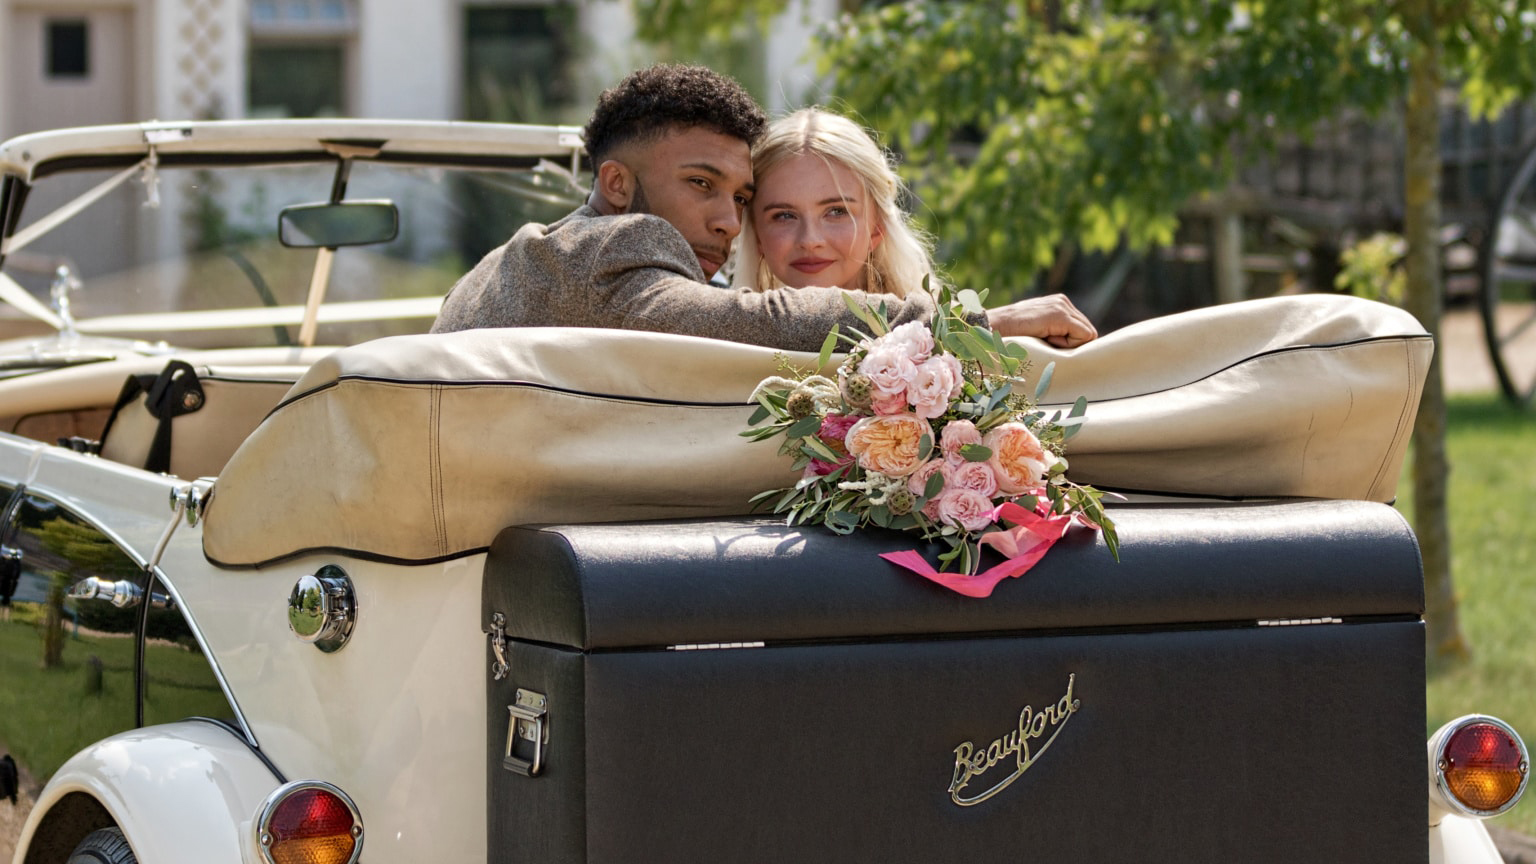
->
{"left": 743, "top": 284, "right": 1117, "bottom": 598}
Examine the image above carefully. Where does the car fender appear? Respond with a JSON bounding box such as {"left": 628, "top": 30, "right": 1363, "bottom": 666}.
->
{"left": 1431, "top": 815, "right": 1508, "bottom": 864}
{"left": 18, "top": 720, "right": 283, "bottom": 864}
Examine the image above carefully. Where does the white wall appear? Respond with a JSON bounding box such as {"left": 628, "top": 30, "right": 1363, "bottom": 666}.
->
{"left": 354, "top": 0, "right": 455, "bottom": 119}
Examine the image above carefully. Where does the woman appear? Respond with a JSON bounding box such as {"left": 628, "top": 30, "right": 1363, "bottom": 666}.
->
{"left": 734, "top": 108, "right": 936, "bottom": 298}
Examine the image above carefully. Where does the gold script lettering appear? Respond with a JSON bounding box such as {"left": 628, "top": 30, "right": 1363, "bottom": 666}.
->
{"left": 948, "top": 674, "right": 1080, "bottom": 807}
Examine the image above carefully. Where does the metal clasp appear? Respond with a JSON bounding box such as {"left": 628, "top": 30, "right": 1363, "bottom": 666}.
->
{"left": 504, "top": 689, "right": 548, "bottom": 776}
{"left": 488, "top": 612, "right": 509, "bottom": 681}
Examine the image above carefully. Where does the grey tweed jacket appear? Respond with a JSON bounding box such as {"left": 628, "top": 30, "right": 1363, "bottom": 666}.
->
{"left": 431, "top": 205, "right": 935, "bottom": 352}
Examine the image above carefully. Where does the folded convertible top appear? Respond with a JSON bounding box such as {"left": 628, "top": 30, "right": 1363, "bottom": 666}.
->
{"left": 203, "top": 293, "right": 1430, "bottom": 567}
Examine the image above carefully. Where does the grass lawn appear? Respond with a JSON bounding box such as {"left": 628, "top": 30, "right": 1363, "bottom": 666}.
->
{"left": 1414, "top": 394, "right": 1536, "bottom": 836}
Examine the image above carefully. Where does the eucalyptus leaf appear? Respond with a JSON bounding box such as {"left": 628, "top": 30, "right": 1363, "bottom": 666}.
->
{"left": 842, "top": 292, "right": 883, "bottom": 334}
{"left": 786, "top": 414, "right": 823, "bottom": 439}
{"left": 817, "top": 327, "right": 841, "bottom": 370}
{"left": 956, "top": 288, "right": 985, "bottom": 315}
{"left": 1034, "top": 362, "right": 1056, "bottom": 400}
{"left": 959, "top": 332, "right": 996, "bottom": 369}
{"left": 802, "top": 436, "right": 842, "bottom": 461}
{"left": 942, "top": 331, "right": 970, "bottom": 358}
{"left": 924, "top": 472, "right": 945, "bottom": 498}
{"left": 827, "top": 509, "right": 860, "bottom": 532}
{"left": 960, "top": 443, "right": 993, "bottom": 462}
{"left": 870, "top": 505, "right": 892, "bottom": 527}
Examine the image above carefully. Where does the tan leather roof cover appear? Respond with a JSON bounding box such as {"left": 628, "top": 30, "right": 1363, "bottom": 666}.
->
{"left": 202, "top": 294, "right": 1430, "bottom": 567}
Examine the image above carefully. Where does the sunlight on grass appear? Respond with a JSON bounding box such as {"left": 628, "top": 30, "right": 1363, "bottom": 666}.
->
{"left": 1408, "top": 394, "right": 1536, "bottom": 836}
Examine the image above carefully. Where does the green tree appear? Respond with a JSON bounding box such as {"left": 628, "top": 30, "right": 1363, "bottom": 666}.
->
{"left": 633, "top": 0, "right": 1536, "bottom": 664}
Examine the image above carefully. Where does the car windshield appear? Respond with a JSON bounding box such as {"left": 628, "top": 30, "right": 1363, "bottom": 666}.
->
{"left": 1, "top": 157, "right": 582, "bottom": 349}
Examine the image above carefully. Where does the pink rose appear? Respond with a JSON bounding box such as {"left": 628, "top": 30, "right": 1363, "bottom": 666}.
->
{"left": 804, "top": 458, "right": 850, "bottom": 477}
{"left": 983, "top": 422, "right": 1052, "bottom": 494}
{"left": 883, "top": 321, "right": 934, "bottom": 362}
{"left": 908, "top": 354, "right": 964, "bottom": 419}
{"left": 858, "top": 344, "right": 916, "bottom": 402}
{"left": 845, "top": 413, "right": 931, "bottom": 477}
{"left": 870, "top": 390, "right": 909, "bottom": 416}
{"left": 940, "top": 420, "right": 983, "bottom": 465}
{"left": 937, "top": 488, "right": 997, "bottom": 532}
{"left": 943, "top": 460, "right": 999, "bottom": 499}
{"left": 819, "top": 413, "right": 859, "bottom": 444}
{"left": 907, "top": 458, "right": 946, "bottom": 497}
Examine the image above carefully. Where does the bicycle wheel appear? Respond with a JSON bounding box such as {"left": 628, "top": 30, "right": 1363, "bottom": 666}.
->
{"left": 1480, "top": 140, "right": 1536, "bottom": 405}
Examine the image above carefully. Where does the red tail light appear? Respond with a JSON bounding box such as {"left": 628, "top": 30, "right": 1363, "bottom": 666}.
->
{"left": 1431, "top": 715, "right": 1529, "bottom": 818}
{"left": 256, "top": 781, "right": 363, "bottom": 864}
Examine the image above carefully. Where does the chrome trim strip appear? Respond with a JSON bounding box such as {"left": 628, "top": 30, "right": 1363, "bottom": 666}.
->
{"left": 150, "top": 566, "right": 259, "bottom": 749}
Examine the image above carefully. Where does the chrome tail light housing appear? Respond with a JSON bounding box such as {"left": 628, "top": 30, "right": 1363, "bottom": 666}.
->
{"left": 1429, "top": 714, "right": 1530, "bottom": 821}
{"left": 255, "top": 780, "right": 364, "bottom": 864}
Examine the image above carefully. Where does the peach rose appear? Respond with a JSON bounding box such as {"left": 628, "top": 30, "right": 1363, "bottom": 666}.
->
{"left": 983, "top": 422, "right": 1052, "bottom": 494}
{"left": 937, "top": 488, "right": 997, "bottom": 532}
{"left": 845, "top": 413, "right": 931, "bottom": 477}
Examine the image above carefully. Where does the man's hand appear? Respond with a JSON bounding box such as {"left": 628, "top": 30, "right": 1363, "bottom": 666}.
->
{"left": 985, "top": 294, "right": 1097, "bottom": 348}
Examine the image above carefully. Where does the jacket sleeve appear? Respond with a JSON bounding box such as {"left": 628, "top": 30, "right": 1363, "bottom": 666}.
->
{"left": 588, "top": 214, "right": 937, "bottom": 352}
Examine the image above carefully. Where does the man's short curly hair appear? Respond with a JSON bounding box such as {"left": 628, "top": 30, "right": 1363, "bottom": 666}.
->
{"left": 584, "top": 64, "right": 767, "bottom": 163}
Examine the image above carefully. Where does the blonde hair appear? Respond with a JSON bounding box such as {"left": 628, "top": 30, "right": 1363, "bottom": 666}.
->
{"left": 733, "top": 108, "right": 938, "bottom": 298}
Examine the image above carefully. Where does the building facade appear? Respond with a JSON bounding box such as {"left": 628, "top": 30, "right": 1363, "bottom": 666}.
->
{"left": 0, "top": 0, "right": 830, "bottom": 140}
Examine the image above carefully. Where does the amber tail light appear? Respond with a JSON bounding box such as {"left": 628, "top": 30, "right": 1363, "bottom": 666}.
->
{"left": 1429, "top": 715, "right": 1530, "bottom": 820}
{"left": 255, "top": 780, "right": 364, "bottom": 864}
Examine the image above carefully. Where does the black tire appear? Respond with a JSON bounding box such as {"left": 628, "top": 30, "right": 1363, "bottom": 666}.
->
{"left": 66, "top": 827, "right": 138, "bottom": 864}
{"left": 1480, "top": 138, "right": 1536, "bottom": 406}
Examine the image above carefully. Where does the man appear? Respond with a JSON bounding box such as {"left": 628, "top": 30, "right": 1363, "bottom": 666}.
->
{"left": 432, "top": 64, "right": 1096, "bottom": 351}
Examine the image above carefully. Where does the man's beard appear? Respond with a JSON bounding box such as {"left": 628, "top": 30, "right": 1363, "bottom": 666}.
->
{"left": 629, "top": 177, "right": 651, "bottom": 215}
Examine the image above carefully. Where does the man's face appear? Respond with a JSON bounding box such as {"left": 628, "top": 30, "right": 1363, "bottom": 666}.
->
{"left": 626, "top": 126, "right": 754, "bottom": 279}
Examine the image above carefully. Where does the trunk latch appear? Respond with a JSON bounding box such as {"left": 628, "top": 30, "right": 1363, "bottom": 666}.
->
{"left": 488, "top": 612, "right": 510, "bottom": 681}
{"left": 504, "top": 689, "right": 549, "bottom": 776}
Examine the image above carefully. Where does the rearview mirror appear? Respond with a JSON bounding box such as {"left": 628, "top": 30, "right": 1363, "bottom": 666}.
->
{"left": 279, "top": 201, "right": 399, "bottom": 248}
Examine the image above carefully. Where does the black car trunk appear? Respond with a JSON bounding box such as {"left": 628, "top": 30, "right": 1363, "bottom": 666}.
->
{"left": 483, "top": 499, "right": 1426, "bottom": 863}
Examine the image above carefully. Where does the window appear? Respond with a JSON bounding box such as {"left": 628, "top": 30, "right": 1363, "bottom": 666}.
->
{"left": 463, "top": 6, "right": 574, "bottom": 122}
{"left": 247, "top": 0, "right": 356, "bottom": 118}
{"left": 46, "top": 20, "right": 89, "bottom": 79}
{"left": 249, "top": 44, "right": 346, "bottom": 118}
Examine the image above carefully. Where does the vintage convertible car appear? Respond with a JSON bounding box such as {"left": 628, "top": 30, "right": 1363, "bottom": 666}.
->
{"left": 0, "top": 120, "right": 1528, "bottom": 864}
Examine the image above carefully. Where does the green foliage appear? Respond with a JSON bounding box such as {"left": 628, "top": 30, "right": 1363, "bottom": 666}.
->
{"left": 631, "top": 0, "right": 1536, "bottom": 296}
{"left": 1335, "top": 232, "right": 1408, "bottom": 305}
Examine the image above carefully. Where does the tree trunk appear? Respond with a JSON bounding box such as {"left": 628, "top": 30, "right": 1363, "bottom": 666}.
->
{"left": 42, "top": 573, "right": 65, "bottom": 669}
{"left": 1402, "top": 0, "right": 1469, "bottom": 667}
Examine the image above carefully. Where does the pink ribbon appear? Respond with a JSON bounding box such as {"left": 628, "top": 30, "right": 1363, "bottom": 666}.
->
{"left": 880, "top": 501, "right": 1074, "bottom": 598}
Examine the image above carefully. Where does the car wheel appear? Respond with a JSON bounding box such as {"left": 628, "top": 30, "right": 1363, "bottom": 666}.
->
{"left": 66, "top": 827, "right": 138, "bottom": 864}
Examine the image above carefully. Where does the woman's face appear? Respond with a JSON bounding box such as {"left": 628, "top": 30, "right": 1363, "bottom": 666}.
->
{"left": 751, "top": 153, "right": 882, "bottom": 291}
